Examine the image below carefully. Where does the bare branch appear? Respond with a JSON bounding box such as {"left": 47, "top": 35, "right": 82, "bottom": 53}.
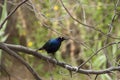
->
{"left": 0, "top": 64, "right": 11, "bottom": 80}
{"left": 0, "top": 0, "right": 28, "bottom": 30}
{"left": 0, "top": 43, "right": 42, "bottom": 80}
{"left": 59, "top": 0, "right": 120, "bottom": 39}
{"left": 1, "top": 43, "right": 120, "bottom": 75}
{"left": 78, "top": 42, "right": 120, "bottom": 69}
{"left": 94, "top": 74, "right": 99, "bottom": 80}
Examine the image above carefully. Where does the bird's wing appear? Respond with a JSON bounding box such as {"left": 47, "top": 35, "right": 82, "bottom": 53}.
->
{"left": 36, "top": 40, "right": 51, "bottom": 51}
{"left": 42, "top": 40, "right": 51, "bottom": 49}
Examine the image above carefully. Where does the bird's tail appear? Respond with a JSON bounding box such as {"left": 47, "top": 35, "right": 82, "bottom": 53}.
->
{"left": 36, "top": 47, "right": 43, "bottom": 52}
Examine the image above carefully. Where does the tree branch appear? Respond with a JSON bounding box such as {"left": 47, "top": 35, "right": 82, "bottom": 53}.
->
{"left": 0, "top": 0, "right": 28, "bottom": 30}
{"left": 78, "top": 42, "right": 120, "bottom": 69}
{"left": 94, "top": 74, "right": 99, "bottom": 80}
{"left": 59, "top": 0, "right": 120, "bottom": 39}
{"left": 1, "top": 43, "right": 120, "bottom": 75}
{"left": 0, "top": 64, "right": 11, "bottom": 80}
{"left": 0, "top": 43, "right": 42, "bottom": 80}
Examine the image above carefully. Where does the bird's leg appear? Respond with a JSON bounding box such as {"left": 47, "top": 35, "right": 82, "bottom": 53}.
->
{"left": 35, "top": 49, "right": 39, "bottom": 52}
{"left": 49, "top": 53, "right": 58, "bottom": 62}
{"left": 53, "top": 53, "right": 58, "bottom": 62}
{"left": 54, "top": 55, "right": 58, "bottom": 62}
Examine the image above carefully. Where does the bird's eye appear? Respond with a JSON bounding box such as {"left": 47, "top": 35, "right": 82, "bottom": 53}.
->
{"left": 61, "top": 37, "right": 64, "bottom": 39}
{"left": 59, "top": 36, "right": 62, "bottom": 39}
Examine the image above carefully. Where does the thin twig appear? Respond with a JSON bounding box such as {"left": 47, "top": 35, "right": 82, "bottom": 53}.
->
{"left": 94, "top": 74, "right": 99, "bottom": 80}
{"left": 59, "top": 0, "right": 120, "bottom": 39}
{"left": 103, "top": 0, "right": 120, "bottom": 68}
{"left": 0, "top": 64, "right": 11, "bottom": 80}
{"left": 78, "top": 42, "right": 120, "bottom": 69}
{"left": 0, "top": 0, "right": 28, "bottom": 30}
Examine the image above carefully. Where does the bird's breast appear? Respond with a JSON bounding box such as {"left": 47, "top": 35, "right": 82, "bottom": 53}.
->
{"left": 46, "top": 41, "right": 61, "bottom": 53}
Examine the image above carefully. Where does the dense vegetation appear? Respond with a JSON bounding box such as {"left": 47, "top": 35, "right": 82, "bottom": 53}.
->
{"left": 0, "top": 0, "right": 120, "bottom": 80}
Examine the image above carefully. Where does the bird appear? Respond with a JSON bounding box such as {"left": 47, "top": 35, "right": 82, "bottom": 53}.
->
{"left": 36, "top": 37, "right": 67, "bottom": 57}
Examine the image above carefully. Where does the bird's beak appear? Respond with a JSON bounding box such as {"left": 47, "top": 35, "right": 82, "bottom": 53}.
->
{"left": 63, "top": 37, "right": 69, "bottom": 40}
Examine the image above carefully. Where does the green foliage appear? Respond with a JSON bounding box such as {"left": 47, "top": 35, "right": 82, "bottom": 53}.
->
{"left": 1, "top": 0, "right": 120, "bottom": 79}
{"left": 0, "top": 1, "right": 8, "bottom": 50}
{"left": 0, "top": 0, "right": 8, "bottom": 76}
{"left": 0, "top": 0, "right": 8, "bottom": 42}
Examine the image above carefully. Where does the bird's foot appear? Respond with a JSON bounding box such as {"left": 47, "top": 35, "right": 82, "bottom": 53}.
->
{"left": 54, "top": 57, "right": 59, "bottom": 64}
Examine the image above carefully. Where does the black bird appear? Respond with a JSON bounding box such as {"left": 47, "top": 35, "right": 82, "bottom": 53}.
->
{"left": 36, "top": 37, "right": 67, "bottom": 56}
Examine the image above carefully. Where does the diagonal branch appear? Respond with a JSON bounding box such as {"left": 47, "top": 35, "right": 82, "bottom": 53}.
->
{"left": 78, "top": 42, "right": 120, "bottom": 69}
{"left": 0, "top": 64, "right": 11, "bottom": 80}
{"left": 0, "top": 0, "right": 28, "bottom": 30}
{"left": 1, "top": 42, "right": 120, "bottom": 75}
{"left": 0, "top": 43, "right": 42, "bottom": 80}
{"left": 59, "top": 0, "right": 120, "bottom": 39}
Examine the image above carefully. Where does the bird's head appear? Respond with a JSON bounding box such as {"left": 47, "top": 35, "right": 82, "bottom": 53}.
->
{"left": 57, "top": 37, "right": 68, "bottom": 41}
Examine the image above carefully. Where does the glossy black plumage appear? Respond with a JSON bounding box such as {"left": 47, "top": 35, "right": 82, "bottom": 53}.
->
{"left": 37, "top": 37, "right": 66, "bottom": 55}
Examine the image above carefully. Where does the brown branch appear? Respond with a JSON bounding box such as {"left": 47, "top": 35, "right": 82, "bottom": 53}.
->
{"left": 78, "top": 42, "right": 120, "bottom": 69}
{"left": 1, "top": 42, "right": 120, "bottom": 75}
{"left": 0, "top": 0, "right": 28, "bottom": 30}
{"left": 0, "top": 64, "right": 11, "bottom": 80}
{"left": 59, "top": 0, "right": 120, "bottom": 39}
{"left": 0, "top": 43, "right": 42, "bottom": 80}
{"left": 94, "top": 74, "right": 99, "bottom": 80}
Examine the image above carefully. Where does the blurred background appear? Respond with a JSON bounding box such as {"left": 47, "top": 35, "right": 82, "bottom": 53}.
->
{"left": 0, "top": 0, "right": 120, "bottom": 80}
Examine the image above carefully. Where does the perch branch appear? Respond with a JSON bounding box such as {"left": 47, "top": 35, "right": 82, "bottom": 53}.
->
{"left": 1, "top": 43, "right": 120, "bottom": 75}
